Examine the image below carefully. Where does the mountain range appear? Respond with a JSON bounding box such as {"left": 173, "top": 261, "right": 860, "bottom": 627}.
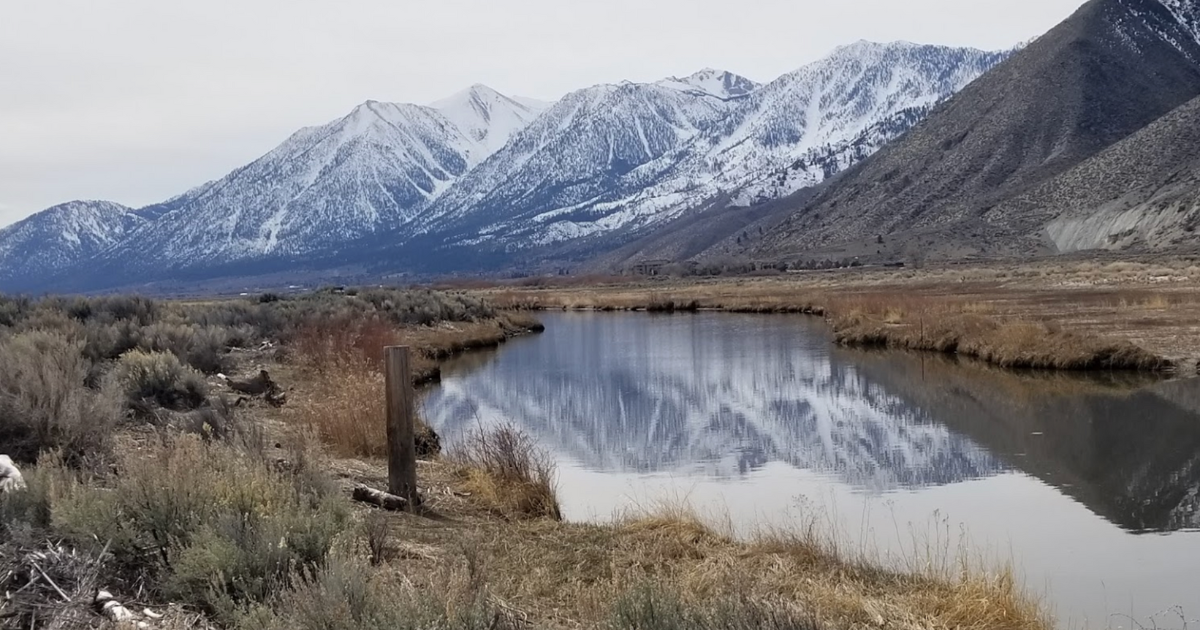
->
{"left": 731, "top": 0, "right": 1200, "bottom": 264}
{"left": 3, "top": 0, "right": 1200, "bottom": 291}
{"left": 0, "top": 41, "right": 1006, "bottom": 291}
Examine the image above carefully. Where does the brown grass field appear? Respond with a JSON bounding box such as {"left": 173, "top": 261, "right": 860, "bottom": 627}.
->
{"left": 479, "top": 258, "right": 1200, "bottom": 372}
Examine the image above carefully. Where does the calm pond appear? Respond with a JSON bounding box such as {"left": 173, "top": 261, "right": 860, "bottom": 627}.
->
{"left": 422, "top": 312, "right": 1200, "bottom": 627}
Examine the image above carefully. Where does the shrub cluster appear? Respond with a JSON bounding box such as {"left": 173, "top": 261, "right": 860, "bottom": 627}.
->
{"left": 5, "top": 434, "right": 348, "bottom": 625}
{"left": 0, "top": 287, "right": 496, "bottom": 463}
{"left": 114, "top": 350, "right": 210, "bottom": 413}
{"left": 0, "top": 331, "right": 121, "bottom": 465}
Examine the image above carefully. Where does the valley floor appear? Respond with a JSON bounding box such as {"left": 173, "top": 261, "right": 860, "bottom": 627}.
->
{"left": 0, "top": 290, "right": 1054, "bottom": 629}
{"left": 479, "top": 256, "right": 1200, "bottom": 372}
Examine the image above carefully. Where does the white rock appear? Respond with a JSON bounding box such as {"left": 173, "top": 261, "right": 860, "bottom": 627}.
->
{"left": 0, "top": 454, "right": 26, "bottom": 493}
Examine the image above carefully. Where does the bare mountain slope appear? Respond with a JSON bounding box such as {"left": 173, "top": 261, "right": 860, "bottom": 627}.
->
{"left": 747, "top": 0, "right": 1200, "bottom": 262}
{"left": 1007, "top": 93, "right": 1200, "bottom": 252}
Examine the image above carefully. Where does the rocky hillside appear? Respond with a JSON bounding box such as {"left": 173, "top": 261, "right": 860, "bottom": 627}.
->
{"left": 1020, "top": 93, "right": 1200, "bottom": 253}
{"left": 737, "top": 0, "right": 1200, "bottom": 264}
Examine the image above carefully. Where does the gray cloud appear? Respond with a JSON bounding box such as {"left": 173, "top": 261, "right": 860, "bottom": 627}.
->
{"left": 0, "top": 0, "right": 1086, "bottom": 227}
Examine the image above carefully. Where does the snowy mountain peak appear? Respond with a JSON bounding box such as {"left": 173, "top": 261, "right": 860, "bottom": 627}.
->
{"left": 0, "top": 200, "right": 143, "bottom": 288}
{"left": 418, "top": 42, "right": 1009, "bottom": 254}
{"left": 511, "top": 95, "right": 553, "bottom": 110}
{"left": 61, "top": 86, "right": 552, "bottom": 275}
{"left": 431, "top": 84, "right": 548, "bottom": 156}
{"left": 2, "top": 41, "right": 1012, "bottom": 290}
{"left": 428, "top": 84, "right": 502, "bottom": 109}
{"left": 658, "top": 68, "right": 761, "bottom": 99}
{"left": 826, "top": 39, "right": 932, "bottom": 62}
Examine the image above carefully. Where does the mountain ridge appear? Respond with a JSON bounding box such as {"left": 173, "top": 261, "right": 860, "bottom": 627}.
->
{"left": 0, "top": 201, "right": 144, "bottom": 288}
{"left": 402, "top": 42, "right": 1008, "bottom": 268}
{"left": 737, "top": 0, "right": 1200, "bottom": 264}
{"left": 11, "top": 7, "right": 1198, "bottom": 291}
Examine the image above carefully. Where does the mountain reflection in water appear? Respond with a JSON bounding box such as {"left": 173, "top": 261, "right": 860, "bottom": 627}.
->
{"left": 423, "top": 312, "right": 1200, "bottom": 535}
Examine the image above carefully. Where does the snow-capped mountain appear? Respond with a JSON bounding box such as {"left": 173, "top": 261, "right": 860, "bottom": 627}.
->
{"left": 0, "top": 201, "right": 143, "bottom": 287}
{"left": 2, "top": 42, "right": 1011, "bottom": 290}
{"left": 656, "top": 68, "right": 762, "bottom": 99}
{"left": 417, "top": 78, "right": 743, "bottom": 246}
{"left": 745, "top": 0, "right": 1200, "bottom": 264}
{"left": 416, "top": 43, "right": 1008, "bottom": 254}
{"left": 93, "top": 86, "right": 545, "bottom": 274}
{"left": 708, "top": 42, "right": 1010, "bottom": 203}
{"left": 431, "top": 84, "right": 552, "bottom": 158}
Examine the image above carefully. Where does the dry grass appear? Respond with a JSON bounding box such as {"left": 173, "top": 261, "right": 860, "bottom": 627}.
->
{"left": 481, "top": 258, "right": 1200, "bottom": 370}
{"left": 448, "top": 423, "right": 562, "bottom": 521}
{"left": 334, "top": 459, "right": 1052, "bottom": 630}
{"left": 283, "top": 312, "right": 541, "bottom": 459}
{"left": 285, "top": 358, "right": 441, "bottom": 459}
{"left": 831, "top": 310, "right": 1171, "bottom": 370}
{"left": 292, "top": 312, "right": 543, "bottom": 385}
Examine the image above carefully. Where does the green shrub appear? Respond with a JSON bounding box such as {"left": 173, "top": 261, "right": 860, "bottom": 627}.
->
{"left": 0, "top": 294, "right": 31, "bottom": 326}
{"left": 47, "top": 435, "right": 349, "bottom": 624}
{"left": 0, "top": 331, "right": 122, "bottom": 464}
{"left": 82, "top": 319, "right": 142, "bottom": 363}
{"left": 136, "top": 322, "right": 232, "bottom": 374}
{"left": 88, "top": 294, "right": 160, "bottom": 325}
{"left": 114, "top": 350, "right": 209, "bottom": 412}
{"left": 238, "top": 558, "right": 524, "bottom": 630}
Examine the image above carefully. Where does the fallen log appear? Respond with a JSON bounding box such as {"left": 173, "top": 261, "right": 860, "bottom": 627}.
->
{"left": 352, "top": 484, "right": 411, "bottom": 511}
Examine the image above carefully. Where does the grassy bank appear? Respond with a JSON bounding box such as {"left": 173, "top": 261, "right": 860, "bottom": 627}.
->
{"left": 481, "top": 259, "right": 1200, "bottom": 372}
{"left": 1, "top": 429, "right": 1050, "bottom": 630}
{"left": 0, "top": 287, "right": 1051, "bottom": 629}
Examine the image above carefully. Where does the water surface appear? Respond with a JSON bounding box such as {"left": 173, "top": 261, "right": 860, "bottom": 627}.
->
{"left": 422, "top": 312, "right": 1200, "bottom": 627}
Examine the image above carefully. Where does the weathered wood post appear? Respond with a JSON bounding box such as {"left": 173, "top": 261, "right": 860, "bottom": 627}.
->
{"left": 384, "top": 345, "right": 418, "bottom": 509}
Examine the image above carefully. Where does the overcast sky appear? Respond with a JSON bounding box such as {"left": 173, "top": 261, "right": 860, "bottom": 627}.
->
{"left": 0, "top": 0, "right": 1087, "bottom": 228}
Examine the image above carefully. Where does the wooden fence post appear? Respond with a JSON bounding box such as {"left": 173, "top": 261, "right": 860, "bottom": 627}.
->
{"left": 384, "top": 345, "right": 418, "bottom": 509}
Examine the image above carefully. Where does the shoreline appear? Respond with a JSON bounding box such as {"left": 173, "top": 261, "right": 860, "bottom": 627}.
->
{"left": 479, "top": 261, "right": 1200, "bottom": 374}
{"left": 269, "top": 305, "right": 1052, "bottom": 629}
{"left": 489, "top": 303, "right": 1177, "bottom": 372}
{"left": 0, "top": 287, "right": 1067, "bottom": 629}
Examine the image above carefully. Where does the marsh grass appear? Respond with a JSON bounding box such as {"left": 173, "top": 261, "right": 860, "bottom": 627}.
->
{"left": 485, "top": 270, "right": 1196, "bottom": 370}
{"left": 600, "top": 501, "right": 1053, "bottom": 630}
{"left": 830, "top": 310, "right": 1170, "bottom": 370}
{"left": 449, "top": 424, "right": 562, "bottom": 521}
{"left": 1, "top": 284, "right": 1059, "bottom": 629}
{"left": 287, "top": 359, "right": 441, "bottom": 459}
{"left": 284, "top": 309, "right": 541, "bottom": 460}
